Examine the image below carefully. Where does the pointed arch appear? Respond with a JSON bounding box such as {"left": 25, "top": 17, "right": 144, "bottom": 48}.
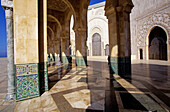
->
{"left": 47, "top": 15, "right": 62, "bottom": 31}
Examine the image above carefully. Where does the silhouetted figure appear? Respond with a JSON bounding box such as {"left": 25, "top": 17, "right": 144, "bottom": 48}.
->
{"left": 108, "top": 55, "right": 110, "bottom": 65}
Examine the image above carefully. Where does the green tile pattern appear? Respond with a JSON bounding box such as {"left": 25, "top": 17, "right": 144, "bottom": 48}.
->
{"left": 55, "top": 56, "right": 58, "bottom": 63}
{"left": 39, "top": 62, "right": 49, "bottom": 92}
{"left": 62, "top": 56, "right": 72, "bottom": 64}
{"left": 15, "top": 63, "right": 40, "bottom": 101}
{"left": 110, "top": 57, "right": 119, "bottom": 74}
{"left": 76, "top": 56, "right": 87, "bottom": 66}
{"left": 62, "top": 56, "right": 69, "bottom": 64}
{"left": 110, "top": 56, "right": 131, "bottom": 76}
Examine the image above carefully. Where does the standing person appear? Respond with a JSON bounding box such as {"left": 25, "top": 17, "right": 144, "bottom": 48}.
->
{"left": 108, "top": 55, "right": 110, "bottom": 65}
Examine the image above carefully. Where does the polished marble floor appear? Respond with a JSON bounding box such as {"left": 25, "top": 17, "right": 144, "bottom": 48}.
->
{"left": 0, "top": 58, "right": 170, "bottom": 112}
{"left": 0, "top": 58, "right": 16, "bottom": 112}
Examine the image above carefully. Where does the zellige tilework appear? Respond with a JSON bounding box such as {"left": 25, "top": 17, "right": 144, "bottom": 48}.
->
{"left": 15, "top": 63, "right": 40, "bottom": 101}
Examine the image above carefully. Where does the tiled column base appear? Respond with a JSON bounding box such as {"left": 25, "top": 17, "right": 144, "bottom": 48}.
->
{"left": 39, "top": 62, "right": 49, "bottom": 93}
{"left": 55, "top": 56, "right": 58, "bottom": 63}
{"left": 76, "top": 56, "right": 87, "bottom": 66}
{"left": 110, "top": 56, "right": 131, "bottom": 76}
{"left": 62, "top": 56, "right": 72, "bottom": 64}
{"left": 15, "top": 63, "right": 40, "bottom": 101}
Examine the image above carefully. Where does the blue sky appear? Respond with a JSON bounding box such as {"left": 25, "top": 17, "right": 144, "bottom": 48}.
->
{"left": 0, "top": 0, "right": 7, "bottom": 57}
{"left": 0, "top": 0, "right": 105, "bottom": 57}
{"left": 89, "top": 0, "right": 105, "bottom": 5}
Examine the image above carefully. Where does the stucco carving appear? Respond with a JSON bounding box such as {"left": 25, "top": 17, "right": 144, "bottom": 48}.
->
{"left": 137, "top": 13, "right": 170, "bottom": 47}
{"left": 95, "top": 9, "right": 104, "bottom": 16}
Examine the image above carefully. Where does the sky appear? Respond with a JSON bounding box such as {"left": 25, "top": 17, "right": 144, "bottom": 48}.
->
{"left": 0, "top": 0, "right": 7, "bottom": 57}
{"left": 89, "top": 0, "right": 105, "bottom": 5}
{"left": 0, "top": 0, "right": 105, "bottom": 57}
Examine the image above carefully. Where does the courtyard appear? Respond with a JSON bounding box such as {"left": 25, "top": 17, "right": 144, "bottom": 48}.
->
{"left": 0, "top": 58, "right": 170, "bottom": 112}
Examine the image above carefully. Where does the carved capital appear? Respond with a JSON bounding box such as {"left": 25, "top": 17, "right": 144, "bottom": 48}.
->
{"left": 1, "top": 0, "right": 13, "bottom": 19}
{"left": 5, "top": 8, "right": 13, "bottom": 19}
{"left": 105, "top": 0, "right": 133, "bottom": 17}
{"left": 1, "top": 0, "right": 13, "bottom": 9}
{"left": 122, "top": 4, "right": 134, "bottom": 13}
{"left": 105, "top": 6, "right": 116, "bottom": 18}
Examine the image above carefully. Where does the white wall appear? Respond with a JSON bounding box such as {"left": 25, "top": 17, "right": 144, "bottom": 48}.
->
{"left": 87, "top": 3, "right": 109, "bottom": 56}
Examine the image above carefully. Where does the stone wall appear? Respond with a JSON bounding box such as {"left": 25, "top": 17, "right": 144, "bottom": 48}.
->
{"left": 130, "top": 0, "right": 170, "bottom": 60}
{"left": 87, "top": 2, "right": 109, "bottom": 56}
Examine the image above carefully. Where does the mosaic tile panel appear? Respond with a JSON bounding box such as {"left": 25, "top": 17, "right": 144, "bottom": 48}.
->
{"left": 16, "top": 64, "right": 38, "bottom": 76}
{"left": 15, "top": 63, "right": 40, "bottom": 101}
{"left": 110, "top": 57, "right": 119, "bottom": 74}
{"left": 125, "top": 56, "right": 131, "bottom": 75}
{"left": 62, "top": 56, "right": 72, "bottom": 64}
{"left": 55, "top": 56, "right": 58, "bottom": 63}
{"left": 110, "top": 57, "right": 131, "bottom": 76}
{"left": 39, "top": 62, "right": 48, "bottom": 92}
{"left": 76, "top": 56, "right": 87, "bottom": 66}
{"left": 16, "top": 74, "right": 39, "bottom": 101}
{"left": 62, "top": 56, "right": 69, "bottom": 64}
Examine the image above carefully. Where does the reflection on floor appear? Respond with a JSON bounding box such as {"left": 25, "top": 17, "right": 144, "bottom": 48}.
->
{"left": 1, "top": 59, "right": 170, "bottom": 112}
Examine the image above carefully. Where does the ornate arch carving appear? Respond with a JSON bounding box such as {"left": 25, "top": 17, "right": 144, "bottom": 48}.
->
{"left": 137, "top": 13, "right": 170, "bottom": 47}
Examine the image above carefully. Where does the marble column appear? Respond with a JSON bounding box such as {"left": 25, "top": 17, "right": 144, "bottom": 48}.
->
{"left": 54, "top": 40, "right": 59, "bottom": 63}
{"left": 65, "top": 39, "right": 70, "bottom": 56}
{"left": 61, "top": 38, "right": 69, "bottom": 64}
{"left": 4, "top": 7, "right": 15, "bottom": 101}
{"left": 75, "top": 28, "right": 87, "bottom": 66}
{"left": 105, "top": 0, "right": 133, "bottom": 76}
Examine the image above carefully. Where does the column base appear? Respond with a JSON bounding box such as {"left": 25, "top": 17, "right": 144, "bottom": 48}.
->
{"left": 39, "top": 62, "right": 49, "bottom": 94}
{"left": 3, "top": 94, "right": 15, "bottom": 102}
{"left": 62, "top": 56, "right": 72, "bottom": 64}
{"left": 76, "top": 56, "right": 87, "bottom": 66}
{"left": 110, "top": 56, "right": 131, "bottom": 76}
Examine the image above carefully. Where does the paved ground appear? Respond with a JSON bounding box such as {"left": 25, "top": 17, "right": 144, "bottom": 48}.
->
{"left": 0, "top": 58, "right": 170, "bottom": 112}
{"left": 0, "top": 58, "right": 16, "bottom": 112}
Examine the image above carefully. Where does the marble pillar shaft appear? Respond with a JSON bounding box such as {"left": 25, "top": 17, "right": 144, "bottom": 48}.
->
{"left": 61, "top": 38, "right": 66, "bottom": 56}
{"left": 75, "top": 30, "right": 87, "bottom": 56}
{"left": 75, "top": 30, "right": 87, "bottom": 66}
{"left": 118, "top": 11, "right": 131, "bottom": 57}
{"left": 108, "top": 13, "right": 119, "bottom": 57}
{"left": 106, "top": 5, "right": 133, "bottom": 75}
{"left": 5, "top": 8, "right": 15, "bottom": 96}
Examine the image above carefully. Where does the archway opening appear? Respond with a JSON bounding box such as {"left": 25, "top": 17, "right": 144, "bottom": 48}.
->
{"left": 139, "top": 49, "right": 143, "bottom": 59}
{"left": 87, "top": 1, "right": 109, "bottom": 57}
{"left": 149, "top": 26, "right": 167, "bottom": 61}
{"left": 70, "top": 15, "right": 75, "bottom": 57}
{"left": 92, "top": 33, "right": 102, "bottom": 56}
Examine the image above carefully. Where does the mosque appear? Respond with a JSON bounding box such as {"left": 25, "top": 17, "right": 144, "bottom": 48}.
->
{"left": 0, "top": 0, "right": 170, "bottom": 111}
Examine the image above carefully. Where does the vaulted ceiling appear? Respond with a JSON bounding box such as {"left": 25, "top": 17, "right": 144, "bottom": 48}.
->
{"left": 47, "top": 0, "right": 68, "bottom": 12}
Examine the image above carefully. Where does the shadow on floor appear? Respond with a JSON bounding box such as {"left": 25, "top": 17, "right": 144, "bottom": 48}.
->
{"left": 48, "top": 64, "right": 72, "bottom": 90}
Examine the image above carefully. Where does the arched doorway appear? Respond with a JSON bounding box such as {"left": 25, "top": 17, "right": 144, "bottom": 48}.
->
{"left": 92, "top": 33, "right": 101, "bottom": 56}
{"left": 149, "top": 26, "right": 167, "bottom": 60}
{"left": 139, "top": 49, "right": 143, "bottom": 59}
